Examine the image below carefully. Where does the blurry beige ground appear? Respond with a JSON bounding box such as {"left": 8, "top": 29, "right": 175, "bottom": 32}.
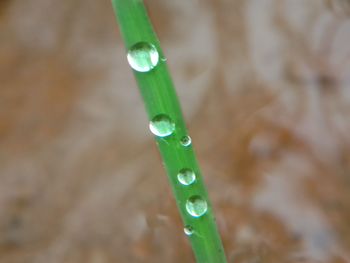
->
{"left": 1, "top": 0, "right": 350, "bottom": 262}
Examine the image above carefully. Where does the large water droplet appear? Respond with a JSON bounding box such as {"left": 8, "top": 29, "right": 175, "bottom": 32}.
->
{"left": 186, "top": 196, "right": 208, "bottom": 218}
{"left": 127, "top": 42, "right": 159, "bottom": 72}
{"left": 177, "top": 168, "right": 196, "bottom": 186}
{"left": 149, "top": 114, "right": 175, "bottom": 137}
{"left": 184, "top": 225, "right": 194, "bottom": 236}
{"left": 180, "top": 135, "right": 192, "bottom": 147}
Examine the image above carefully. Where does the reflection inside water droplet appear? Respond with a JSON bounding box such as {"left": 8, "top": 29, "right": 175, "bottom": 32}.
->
{"left": 177, "top": 168, "right": 196, "bottom": 186}
{"left": 186, "top": 195, "right": 208, "bottom": 217}
{"left": 149, "top": 114, "right": 175, "bottom": 137}
{"left": 184, "top": 225, "right": 194, "bottom": 236}
{"left": 180, "top": 135, "right": 192, "bottom": 147}
{"left": 127, "top": 42, "right": 159, "bottom": 72}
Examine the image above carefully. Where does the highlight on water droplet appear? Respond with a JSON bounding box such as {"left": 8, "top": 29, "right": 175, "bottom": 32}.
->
{"left": 180, "top": 135, "right": 192, "bottom": 147}
{"left": 186, "top": 195, "right": 208, "bottom": 218}
{"left": 184, "top": 225, "right": 194, "bottom": 236}
{"left": 177, "top": 168, "right": 196, "bottom": 186}
{"left": 149, "top": 114, "right": 175, "bottom": 137}
{"left": 127, "top": 42, "right": 159, "bottom": 72}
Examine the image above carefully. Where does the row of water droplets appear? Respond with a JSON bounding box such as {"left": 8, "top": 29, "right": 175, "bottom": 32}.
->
{"left": 127, "top": 42, "right": 208, "bottom": 236}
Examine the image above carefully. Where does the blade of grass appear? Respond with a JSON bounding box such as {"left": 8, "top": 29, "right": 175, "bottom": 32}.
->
{"left": 111, "top": 1, "right": 227, "bottom": 262}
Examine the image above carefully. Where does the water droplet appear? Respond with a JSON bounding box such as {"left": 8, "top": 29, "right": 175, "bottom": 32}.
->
{"left": 127, "top": 42, "right": 159, "bottom": 72}
{"left": 149, "top": 114, "right": 175, "bottom": 137}
{"left": 177, "top": 168, "right": 196, "bottom": 186}
{"left": 180, "top": 135, "right": 192, "bottom": 147}
{"left": 184, "top": 225, "right": 194, "bottom": 236}
{"left": 186, "top": 196, "right": 208, "bottom": 218}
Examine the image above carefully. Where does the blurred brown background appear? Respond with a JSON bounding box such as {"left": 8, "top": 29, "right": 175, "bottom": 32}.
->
{"left": 1, "top": 0, "right": 350, "bottom": 262}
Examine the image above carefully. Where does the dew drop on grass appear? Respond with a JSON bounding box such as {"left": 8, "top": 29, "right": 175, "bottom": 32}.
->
{"left": 127, "top": 42, "right": 159, "bottom": 72}
{"left": 149, "top": 114, "right": 175, "bottom": 137}
{"left": 177, "top": 168, "right": 196, "bottom": 186}
{"left": 184, "top": 225, "right": 194, "bottom": 236}
{"left": 180, "top": 135, "right": 192, "bottom": 147}
{"left": 186, "top": 196, "right": 208, "bottom": 218}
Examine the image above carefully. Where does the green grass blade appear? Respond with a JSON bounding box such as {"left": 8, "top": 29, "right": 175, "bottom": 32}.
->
{"left": 111, "top": 1, "right": 227, "bottom": 262}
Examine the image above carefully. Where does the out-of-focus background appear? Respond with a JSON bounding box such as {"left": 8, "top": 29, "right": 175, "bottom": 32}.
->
{"left": 1, "top": 0, "right": 350, "bottom": 262}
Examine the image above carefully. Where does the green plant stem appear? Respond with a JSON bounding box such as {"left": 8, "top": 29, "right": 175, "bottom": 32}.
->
{"left": 111, "top": 1, "right": 227, "bottom": 262}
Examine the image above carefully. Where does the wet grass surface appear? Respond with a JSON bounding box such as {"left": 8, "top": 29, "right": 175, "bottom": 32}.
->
{"left": 0, "top": 0, "right": 350, "bottom": 262}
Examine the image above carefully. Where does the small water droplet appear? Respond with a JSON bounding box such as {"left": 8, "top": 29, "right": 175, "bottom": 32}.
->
{"left": 180, "top": 135, "right": 192, "bottom": 146}
{"left": 177, "top": 168, "right": 196, "bottom": 186}
{"left": 127, "top": 42, "right": 159, "bottom": 72}
{"left": 186, "top": 196, "right": 208, "bottom": 218}
{"left": 149, "top": 114, "right": 175, "bottom": 137}
{"left": 184, "top": 225, "right": 194, "bottom": 236}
